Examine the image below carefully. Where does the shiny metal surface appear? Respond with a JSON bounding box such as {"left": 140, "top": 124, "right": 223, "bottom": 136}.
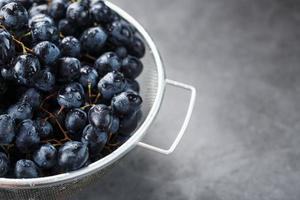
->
{"left": 0, "top": 0, "right": 165, "bottom": 192}
{"left": 138, "top": 79, "right": 196, "bottom": 155}
{"left": 0, "top": 1, "right": 196, "bottom": 199}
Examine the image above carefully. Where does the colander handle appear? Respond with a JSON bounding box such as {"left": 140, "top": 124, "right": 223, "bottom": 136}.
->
{"left": 137, "top": 79, "right": 196, "bottom": 155}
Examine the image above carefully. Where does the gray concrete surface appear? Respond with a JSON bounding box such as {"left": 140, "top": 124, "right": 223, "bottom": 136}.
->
{"left": 76, "top": 0, "right": 300, "bottom": 199}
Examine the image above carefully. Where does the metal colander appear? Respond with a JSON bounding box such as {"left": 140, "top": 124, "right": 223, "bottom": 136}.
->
{"left": 0, "top": 2, "right": 196, "bottom": 200}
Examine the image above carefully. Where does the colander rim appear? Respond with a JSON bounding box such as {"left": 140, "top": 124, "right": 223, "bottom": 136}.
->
{"left": 0, "top": 1, "right": 166, "bottom": 189}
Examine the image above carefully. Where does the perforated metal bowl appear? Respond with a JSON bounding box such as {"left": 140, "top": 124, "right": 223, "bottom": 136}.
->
{"left": 0, "top": 2, "right": 196, "bottom": 200}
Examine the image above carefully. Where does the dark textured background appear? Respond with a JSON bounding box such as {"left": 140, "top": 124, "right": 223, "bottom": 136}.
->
{"left": 76, "top": 0, "right": 300, "bottom": 199}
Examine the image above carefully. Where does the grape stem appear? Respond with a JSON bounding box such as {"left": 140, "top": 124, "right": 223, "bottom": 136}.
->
{"left": 12, "top": 37, "right": 33, "bottom": 54}
{"left": 40, "top": 106, "right": 71, "bottom": 141}
{"left": 107, "top": 133, "right": 112, "bottom": 142}
{"left": 57, "top": 106, "right": 64, "bottom": 115}
{"left": 0, "top": 144, "right": 13, "bottom": 157}
{"left": 0, "top": 23, "right": 32, "bottom": 54}
{"left": 40, "top": 93, "right": 58, "bottom": 123}
{"left": 88, "top": 83, "right": 92, "bottom": 104}
{"left": 42, "top": 139, "right": 62, "bottom": 145}
{"left": 80, "top": 104, "right": 94, "bottom": 110}
{"left": 59, "top": 32, "right": 65, "bottom": 39}
{"left": 107, "top": 142, "right": 121, "bottom": 147}
{"left": 84, "top": 54, "right": 96, "bottom": 61}
{"left": 19, "top": 32, "right": 32, "bottom": 40}
{"left": 1, "top": 144, "right": 14, "bottom": 148}
{"left": 40, "top": 92, "right": 57, "bottom": 107}
{"left": 94, "top": 93, "right": 101, "bottom": 104}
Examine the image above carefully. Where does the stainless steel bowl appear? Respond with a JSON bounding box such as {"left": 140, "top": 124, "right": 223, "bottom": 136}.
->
{"left": 0, "top": 2, "right": 196, "bottom": 199}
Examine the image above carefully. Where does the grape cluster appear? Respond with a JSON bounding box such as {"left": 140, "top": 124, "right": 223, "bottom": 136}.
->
{"left": 0, "top": 0, "right": 145, "bottom": 178}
